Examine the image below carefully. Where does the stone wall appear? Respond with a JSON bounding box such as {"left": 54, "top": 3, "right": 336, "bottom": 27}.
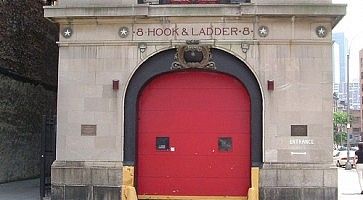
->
{"left": 0, "top": 74, "right": 57, "bottom": 183}
{"left": 0, "top": 0, "right": 58, "bottom": 85}
{"left": 0, "top": 0, "right": 58, "bottom": 182}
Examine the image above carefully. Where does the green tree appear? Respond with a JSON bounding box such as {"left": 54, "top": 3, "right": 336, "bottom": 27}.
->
{"left": 333, "top": 111, "right": 348, "bottom": 146}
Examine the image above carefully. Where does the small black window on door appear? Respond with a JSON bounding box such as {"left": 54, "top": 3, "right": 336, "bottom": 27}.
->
{"left": 156, "top": 137, "right": 170, "bottom": 151}
{"left": 218, "top": 137, "right": 232, "bottom": 152}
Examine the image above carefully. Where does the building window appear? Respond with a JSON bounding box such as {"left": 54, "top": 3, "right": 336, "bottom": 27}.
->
{"left": 353, "top": 128, "right": 361, "bottom": 132}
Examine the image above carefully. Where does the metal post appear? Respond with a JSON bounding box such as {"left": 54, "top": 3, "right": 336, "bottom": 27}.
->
{"left": 40, "top": 115, "right": 46, "bottom": 198}
{"left": 339, "top": 125, "right": 342, "bottom": 146}
{"left": 346, "top": 53, "right": 352, "bottom": 170}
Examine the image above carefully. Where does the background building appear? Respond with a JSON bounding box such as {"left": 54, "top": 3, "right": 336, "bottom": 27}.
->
{"left": 360, "top": 49, "right": 363, "bottom": 138}
{"left": 350, "top": 110, "right": 362, "bottom": 144}
{"left": 333, "top": 82, "right": 361, "bottom": 110}
{"left": 333, "top": 32, "right": 348, "bottom": 85}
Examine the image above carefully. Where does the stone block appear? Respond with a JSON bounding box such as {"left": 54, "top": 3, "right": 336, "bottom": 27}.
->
{"left": 302, "top": 188, "right": 324, "bottom": 200}
{"left": 84, "top": 97, "right": 111, "bottom": 112}
{"left": 323, "top": 168, "right": 338, "bottom": 187}
{"left": 95, "top": 72, "right": 124, "bottom": 85}
{"left": 277, "top": 169, "right": 303, "bottom": 187}
{"left": 102, "top": 85, "right": 117, "bottom": 98}
{"left": 259, "top": 169, "right": 277, "bottom": 187}
{"left": 108, "top": 168, "right": 123, "bottom": 186}
{"left": 51, "top": 185, "right": 65, "bottom": 200}
{"left": 51, "top": 167, "right": 65, "bottom": 184}
{"left": 64, "top": 167, "right": 92, "bottom": 185}
{"left": 91, "top": 168, "right": 110, "bottom": 186}
{"left": 65, "top": 186, "right": 90, "bottom": 200}
{"left": 95, "top": 136, "right": 117, "bottom": 149}
{"left": 94, "top": 186, "right": 121, "bottom": 200}
{"left": 324, "top": 187, "right": 338, "bottom": 200}
{"left": 260, "top": 187, "right": 302, "bottom": 200}
{"left": 57, "top": 97, "right": 84, "bottom": 112}
{"left": 85, "top": 86, "right": 104, "bottom": 98}
{"left": 302, "top": 170, "right": 324, "bottom": 187}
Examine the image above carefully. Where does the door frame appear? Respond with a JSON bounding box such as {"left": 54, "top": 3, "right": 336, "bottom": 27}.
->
{"left": 124, "top": 47, "right": 263, "bottom": 167}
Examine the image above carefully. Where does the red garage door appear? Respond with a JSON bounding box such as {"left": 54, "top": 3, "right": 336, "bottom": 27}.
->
{"left": 137, "top": 71, "right": 251, "bottom": 197}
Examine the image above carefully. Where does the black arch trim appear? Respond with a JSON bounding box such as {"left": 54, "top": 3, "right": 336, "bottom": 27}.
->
{"left": 124, "top": 48, "right": 263, "bottom": 167}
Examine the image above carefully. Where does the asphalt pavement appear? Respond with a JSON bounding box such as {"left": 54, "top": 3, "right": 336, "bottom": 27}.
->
{"left": 0, "top": 178, "right": 40, "bottom": 200}
{"left": 0, "top": 169, "right": 362, "bottom": 200}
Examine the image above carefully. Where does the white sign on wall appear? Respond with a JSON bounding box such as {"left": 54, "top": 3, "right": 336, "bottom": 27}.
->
{"left": 289, "top": 138, "right": 315, "bottom": 145}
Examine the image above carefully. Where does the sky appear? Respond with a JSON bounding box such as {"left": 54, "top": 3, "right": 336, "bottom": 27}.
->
{"left": 333, "top": 0, "right": 363, "bottom": 82}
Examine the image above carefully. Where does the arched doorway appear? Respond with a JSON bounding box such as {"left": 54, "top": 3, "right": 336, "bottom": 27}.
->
{"left": 137, "top": 71, "right": 251, "bottom": 196}
{"left": 124, "top": 47, "right": 263, "bottom": 198}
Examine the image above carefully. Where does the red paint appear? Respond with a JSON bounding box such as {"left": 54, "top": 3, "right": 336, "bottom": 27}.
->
{"left": 169, "top": 0, "right": 219, "bottom": 3}
{"left": 267, "top": 80, "right": 274, "bottom": 91}
{"left": 113, "top": 80, "right": 119, "bottom": 90}
{"left": 137, "top": 71, "right": 251, "bottom": 196}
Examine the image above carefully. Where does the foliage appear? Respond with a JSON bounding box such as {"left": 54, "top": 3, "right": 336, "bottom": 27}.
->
{"left": 334, "top": 132, "right": 347, "bottom": 146}
{"left": 333, "top": 111, "right": 348, "bottom": 127}
{"left": 333, "top": 111, "right": 349, "bottom": 146}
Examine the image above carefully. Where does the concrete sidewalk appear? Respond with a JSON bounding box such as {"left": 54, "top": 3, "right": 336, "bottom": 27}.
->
{"left": 338, "top": 167, "right": 363, "bottom": 200}
{"left": 0, "top": 178, "right": 40, "bottom": 200}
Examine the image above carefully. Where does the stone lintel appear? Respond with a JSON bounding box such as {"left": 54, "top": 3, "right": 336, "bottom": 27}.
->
{"left": 44, "top": 4, "right": 345, "bottom": 26}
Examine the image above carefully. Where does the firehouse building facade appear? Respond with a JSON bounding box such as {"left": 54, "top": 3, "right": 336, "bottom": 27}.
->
{"left": 45, "top": 1, "right": 345, "bottom": 199}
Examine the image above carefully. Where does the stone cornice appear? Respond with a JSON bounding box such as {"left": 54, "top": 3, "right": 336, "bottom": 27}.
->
{"left": 55, "top": 39, "right": 332, "bottom": 47}
{"left": 44, "top": 4, "right": 345, "bottom": 26}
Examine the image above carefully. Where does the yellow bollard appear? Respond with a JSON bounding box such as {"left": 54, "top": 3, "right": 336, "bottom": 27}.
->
{"left": 247, "top": 167, "right": 259, "bottom": 200}
{"left": 122, "top": 185, "right": 138, "bottom": 200}
{"left": 121, "top": 166, "right": 138, "bottom": 200}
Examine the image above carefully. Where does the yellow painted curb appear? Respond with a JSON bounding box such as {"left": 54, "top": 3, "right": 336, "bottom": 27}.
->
{"left": 122, "top": 185, "right": 138, "bottom": 200}
{"left": 123, "top": 166, "right": 135, "bottom": 186}
{"left": 138, "top": 195, "right": 247, "bottom": 200}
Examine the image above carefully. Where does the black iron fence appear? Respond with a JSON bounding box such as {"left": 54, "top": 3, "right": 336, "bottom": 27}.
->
{"left": 40, "top": 115, "right": 56, "bottom": 199}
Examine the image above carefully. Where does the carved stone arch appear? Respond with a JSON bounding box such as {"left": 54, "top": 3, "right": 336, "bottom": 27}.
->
{"left": 124, "top": 47, "right": 263, "bottom": 167}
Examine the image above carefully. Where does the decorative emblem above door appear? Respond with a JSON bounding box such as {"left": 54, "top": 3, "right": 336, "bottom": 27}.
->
{"left": 171, "top": 45, "right": 216, "bottom": 70}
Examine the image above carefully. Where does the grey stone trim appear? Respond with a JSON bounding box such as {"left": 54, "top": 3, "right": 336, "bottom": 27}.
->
{"left": 259, "top": 165, "right": 338, "bottom": 200}
{"left": 51, "top": 160, "right": 123, "bottom": 186}
{"left": 51, "top": 185, "right": 121, "bottom": 200}
{"left": 259, "top": 187, "right": 337, "bottom": 200}
{"left": 260, "top": 166, "right": 337, "bottom": 188}
{"left": 51, "top": 161, "right": 123, "bottom": 200}
{"left": 65, "top": 186, "right": 90, "bottom": 200}
{"left": 94, "top": 186, "right": 121, "bottom": 200}
{"left": 44, "top": 4, "right": 345, "bottom": 27}
{"left": 55, "top": 40, "right": 333, "bottom": 47}
{"left": 51, "top": 185, "right": 65, "bottom": 200}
